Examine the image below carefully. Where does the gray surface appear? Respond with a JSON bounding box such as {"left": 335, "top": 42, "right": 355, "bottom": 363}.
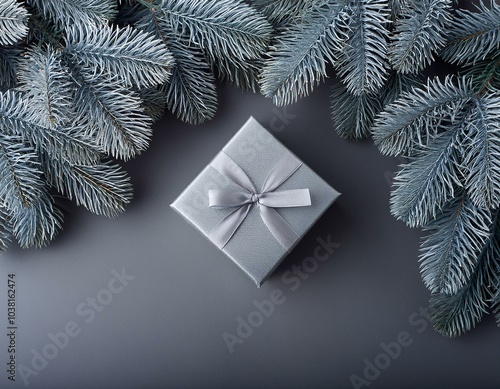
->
{"left": 1, "top": 81, "right": 499, "bottom": 389}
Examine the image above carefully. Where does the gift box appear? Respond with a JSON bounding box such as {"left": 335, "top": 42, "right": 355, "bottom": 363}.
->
{"left": 171, "top": 117, "right": 340, "bottom": 286}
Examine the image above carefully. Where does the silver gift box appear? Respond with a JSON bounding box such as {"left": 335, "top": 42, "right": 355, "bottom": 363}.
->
{"left": 171, "top": 117, "right": 340, "bottom": 286}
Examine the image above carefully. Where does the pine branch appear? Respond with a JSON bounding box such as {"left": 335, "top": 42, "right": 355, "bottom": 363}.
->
{"left": 138, "top": 87, "right": 166, "bottom": 123}
{"left": 261, "top": 1, "right": 350, "bottom": 106}
{"left": 0, "top": 0, "right": 29, "bottom": 46}
{"left": 133, "top": 4, "right": 218, "bottom": 124}
{"left": 250, "top": 0, "right": 311, "bottom": 27}
{"left": 390, "top": 129, "right": 462, "bottom": 227}
{"left": 372, "top": 76, "right": 475, "bottom": 156}
{"left": 26, "top": 0, "right": 117, "bottom": 28}
{"left": 71, "top": 65, "right": 153, "bottom": 160}
{"left": 17, "top": 45, "right": 74, "bottom": 128}
{"left": 331, "top": 83, "right": 382, "bottom": 140}
{"left": 159, "top": 0, "right": 272, "bottom": 67}
{"left": 440, "top": 0, "right": 500, "bottom": 65}
{"left": 64, "top": 21, "right": 173, "bottom": 88}
{"left": 43, "top": 156, "right": 133, "bottom": 218}
{"left": 460, "top": 93, "right": 500, "bottom": 208}
{"left": 463, "top": 52, "right": 500, "bottom": 94}
{"left": 335, "top": 0, "right": 390, "bottom": 95}
{"left": 333, "top": 72, "right": 420, "bottom": 140}
{"left": 420, "top": 194, "right": 492, "bottom": 295}
{"left": 0, "top": 133, "right": 44, "bottom": 210}
{"left": 162, "top": 39, "right": 218, "bottom": 125}
{"left": 0, "top": 208, "right": 10, "bottom": 253}
{"left": 430, "top": 210, "right": 500, "bottom": 337}
{"left": 0, "top": 46, "right": 21, "bottom": 90}
{"left": 390, "top": 0, "right": 452, "bottom": 74}
{"left": 9, "top": 191, "right": 63, "bottom": 248}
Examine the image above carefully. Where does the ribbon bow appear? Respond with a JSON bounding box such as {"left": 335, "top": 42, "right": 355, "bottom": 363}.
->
{"left": 207, "top": 151, "right": 311, "bottom": 250}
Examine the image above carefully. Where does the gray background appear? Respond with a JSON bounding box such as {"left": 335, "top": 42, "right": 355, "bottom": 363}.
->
{"left": 1, "top": 80, "right": 499, "bottom": 389}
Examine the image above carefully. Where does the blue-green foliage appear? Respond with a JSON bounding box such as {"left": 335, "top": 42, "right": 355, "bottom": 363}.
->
{"left": 0, "top": 0, "right": 274, "bottom": 252}
{"left": 260, "top": 0, "right": 500, "bottom": 337}
{"left": 0, "top": 0, "right": 173, "bottom": 251}
{"left": 132, "top": 0, "right": 272, "bottom": 124}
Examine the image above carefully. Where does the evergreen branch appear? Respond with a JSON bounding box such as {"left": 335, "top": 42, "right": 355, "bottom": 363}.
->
{"left": 461, "top": 93, "right": 500, "bottom": 208}
{"left": 335, "top": 0, "right": 390, "bottom": 96}
{"left": 207, "top": 51, "right": 262, "bottom": 92}
{"left": 162, "top": 39, "right": 218, "bottom": 125}
{"left": 333, "top": 72, "right": 420, "bottom": 140}
{"left": 26, "top": 6, "right": 64, "bottom": 47}
{"left": 261, "top": 1, "right": 350, "bottom": 106}
{"left": 134, "top": 7, "right": 218, "bottom": 125}
{"left": 44, "top": 157, "right": 133, "bottom": 218}
{"left": 0, "top": 46, "right": 21, "bottom": 90}
{"left": 388, "top": 0, "right": 410, "bottom": 21}
{"left": 390, "top": 129, "right": 462, "bottom": 227}
{"left": 331, "top": 83, "right": 382, "bottom": 139}
{"left": 17, "top": 45, "right": 74, "bottom": 128}
{"left": 463, "top": 52, "right": 500, "bottom": 94}
{"left": 420, "top": 194, "right": 492, "bottom": 294}
{"left": 26, "top": 0, "right": 117, "bottom": 28}
{"left": 0, "top": 207, "right": 11, "bottom": 253}
{"left": 159, "top": 0, "right": 272, "bottom": 62}
{"left": 138, "top": 87, "right": 166, "bottom": 123}
{"left": 250, "top": 0, "right": 311, "bottom": 27}
{"left": 72, "top": 66, "right": 153, "bottom": 160}
{"left": 430, "top": 210, "right": 500, "bottom": 337}
{"left": 9, "top": 191, "right": 63, "bottom": 248}
{"left": 0, "top": 0, "right": 29, "bottom": 46}
{"left": 64, "top": 22, "right": 173, "bottom": 88}
{"left": 440, "top": 0, "right": 500, "bottom": 65}
{"left": 390, "top": 0, "right": 452, "bottom": 74}
{"left": 0, "top": 88, "right": 100, "bottom": 165}
{"left": 0, "top": 133, "right": 44, "bottom": 209}
{"left": 372, "top": 76, "right": 475, "bottom": 156}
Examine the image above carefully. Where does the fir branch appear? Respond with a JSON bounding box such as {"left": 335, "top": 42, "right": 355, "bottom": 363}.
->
{"left": 64, "top": 22, "right": 173, "bottom": 88}
{"left": 372, "top": 76, "right": 475, "bottom": 156}
{"left": 0, "top": 46, "right": 21, "bottom": 90}
{"left": 335, "top": 0, "right": 390, "bottom": 96}
{"left": 134, "top": 5, "right": 218, "bottom": 124}
{"left": 390, "top": 129, "right": 462, "bottom": 227}
{"left": 331, "top": 83, "right": 382, "bottom": 139}
{"left": 463, "top": 52, "right": 500, "bottom": 94}
{"left": 71, "top": 66, "right": 153, "bottom": 160}
{"left": 333, "top": 72, "right": 420, "bottom": 140}
{"left": 138, "top": 87, "right": 166, "bottom": 123}
{"left": 44, "top": 157, "right": 133, "bottom": 218}
{"left": 17, "top": 45, "right": 74, "bottom": 128}
{"left": 460, "top": 93, "right": 500, "bottom": 208}
{"left": 420, "top": 194, "right": 492, "bottom": 295}
{"left": 159, "top": 0, "right": 272, "bottom": 65}
{"left": 250, "top": 0, "right": 311, "bottom": 27}
{"left": 0, "top": 0, "right": 29, "bottom": 46}
{"left": 0, "top": 133, "right": 44, "bottom": 209}
{"left": 390, "top": 0, "right": 452, "bottom": 74}
{"left": 9, "top": 191, "right": 63, "bottom": 248}
{"left": 0, "top": 208, "right": 10, "bottom": 253}
{"left": 162, "top": 39, "right": 218, "bottom": 125}
{"left": 26, "top": 0, "right": 117, "bottom": 29}
{"left": 440, "top": 0, "right": 500, "bottom": 65}
{"left": 261, "top": 1, "right": 350, "bottom": 106}
{"left": 430, "top": 211, "right": 500, "bottom": 337}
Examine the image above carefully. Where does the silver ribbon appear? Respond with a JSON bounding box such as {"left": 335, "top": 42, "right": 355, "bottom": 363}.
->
{"left": 207, "top": 151, "right": 311, "bottom": 250}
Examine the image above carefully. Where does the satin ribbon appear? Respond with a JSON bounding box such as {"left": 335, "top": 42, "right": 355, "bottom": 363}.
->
{"left": 207, "top": 151, "right": 311, "bottom": 250}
